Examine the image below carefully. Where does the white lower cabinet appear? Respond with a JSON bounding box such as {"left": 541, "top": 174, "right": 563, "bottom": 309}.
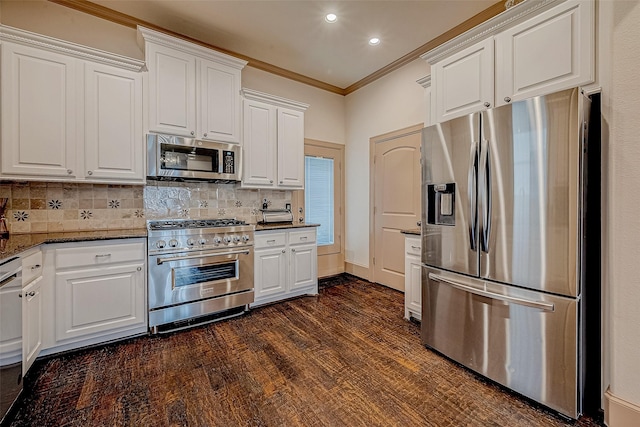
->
{"left": 253, "top": 228, "right": 317, "bottom": 306}
{"left": 22, "top": 249, "right": 43, "bottom": 376}
{"left": 40, "top": 238, "right": 147, "bottom": 355}
{"left": 404, "top": 236, "right": 422, "bottom": 321}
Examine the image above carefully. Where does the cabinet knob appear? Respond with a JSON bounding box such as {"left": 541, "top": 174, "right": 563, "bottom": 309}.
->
{"left": 417, "top": 221, "right": 422, "bottom": 227}
{"left": 87, "top": 170, "right": 93, "bottom": 176}
{"left": 18, "top": 293, "right": 22, "bottom": 298}
{"left": 269, "top": 180, "right": 273, "bottom": 184}
{"left": 483, "top": 102, "right": 491, "bottom": 108}
{"left": 28, "top": 291, "right": 36, "bottom": 297}
{"left": 280, "top": 181, "right": 283, "bottom": 184}
{"left": 504, "top": 96, "right": 511, "bottom": 103}
{"left": 137, "top": 267, "right": 142, "bottom": 271}
{"left": 67, "top": 169, "right": 73, "bottom": 174}
{"left": 203, "top": 133, "right": 208, "bottom": 137}
{"left": 31, "top": 264, "right": 41, "bottom": 270}
{"left": 292, "top": 248, "right": 296, "bottom": 253}
{"left": 282, "top": 250, "right": 285, "bottom": 253}
{"left": 190, "top": 131, "right": 195, "bottom": 136}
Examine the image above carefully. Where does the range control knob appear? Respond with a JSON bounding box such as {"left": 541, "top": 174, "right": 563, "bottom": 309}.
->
{"left": 168, "top": 239, "right": 179, "bottom": 248}
{"left": 233, "top": 236, "right": 241, "bottom": 243}
{"left": 155, "top": 240, "right": 166, "bottom": 249}
{"left": 242, "top": 235, "right": 250, "bottom": 242}
{"left": 223, "top": 236, "right": 232, "bottom": 245}
{"left": 186, "top": 238, "right": 196, "bottom": 246}
{"left": 198, "top": 238, "right": 207, "bottom": 245}
{"left": 213, "top": 237, "right": 222, "bottom": 245}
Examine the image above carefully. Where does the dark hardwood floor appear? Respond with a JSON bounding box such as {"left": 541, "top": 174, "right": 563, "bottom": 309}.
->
{"left": 8, "top": 275, "right": 603, "bottom": 427}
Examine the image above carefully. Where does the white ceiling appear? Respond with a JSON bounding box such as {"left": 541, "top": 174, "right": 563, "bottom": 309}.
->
{"left": 91, "top": 0, "right": 498, "bottom": 89}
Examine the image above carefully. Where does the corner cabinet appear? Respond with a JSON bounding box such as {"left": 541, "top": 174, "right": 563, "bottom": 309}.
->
{"left": 404, "top": 236, "right": 422, "bottom": 321}
{"left": 253, "top": 227, "right": 317, "bottom": 306}
{"left": 138, "top": 26, "right": 247, "bottom": 143}
{"left": 40, "top": 239, "right": 147, "bottom": 356}
{"left": 0, "top": 25, "right": 145, "bottom": 184}
{"left": 423, "top": 0, "right": 594, "bottom": 123}
{"left": 241, "top": 89, "right": 308, "bottom": 189}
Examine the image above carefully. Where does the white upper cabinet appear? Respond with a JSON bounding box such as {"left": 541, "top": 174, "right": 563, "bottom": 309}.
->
{"left": 84, "top": 62, "right": 144, "bottom": 181}
{"left": 138, "top": 26, "right": 247, "bottom": 142}
{"left": 423, "top": 0, "right": 594, "bottom": 123}
{"left": 0, "top": 25, "right": 146, "bottom": 184}
{"left": 1, "top": 42, "right": 77, "bottom": 178}
{"left": 241, "top": 89, "right": 309, "bottom": 190}
{"left": 495, "top": 0, "right": 594, "bottom": 106}
{"left": 431, "top": 38, "right": 494, "bottom": 123}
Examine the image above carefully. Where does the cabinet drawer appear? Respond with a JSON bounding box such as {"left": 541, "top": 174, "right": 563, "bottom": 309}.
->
{"left": 55, "top": 242, "right": 145, "bottom": 269}
{"left": 22, "top": 250, "right": 43, "bottom": 286}
{"left": 255, "top": 232, "right": 286, "bottom": 249}
{"left": 289, "top": 229, "right": 316, "bottom": 245}
{"left": 405, "top": 237, "right": 421, "bottom": 257}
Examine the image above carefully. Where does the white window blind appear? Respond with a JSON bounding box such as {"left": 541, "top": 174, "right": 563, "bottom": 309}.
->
{"left": 305, "top": 156, "right": 334, "bottom": 246}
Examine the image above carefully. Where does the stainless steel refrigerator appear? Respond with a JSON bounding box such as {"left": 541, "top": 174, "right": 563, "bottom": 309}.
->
{"left": 421, "top": 87, "right": 598, "bottom": 419}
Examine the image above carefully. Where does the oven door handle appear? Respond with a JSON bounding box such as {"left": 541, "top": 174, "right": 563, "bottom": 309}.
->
{"left": 156, "top": 249, "right": 250, "bottom": 265}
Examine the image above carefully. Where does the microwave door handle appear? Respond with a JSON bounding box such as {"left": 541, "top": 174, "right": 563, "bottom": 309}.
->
{"left": 156, "top": 249, "right": 250, "bottom": 265}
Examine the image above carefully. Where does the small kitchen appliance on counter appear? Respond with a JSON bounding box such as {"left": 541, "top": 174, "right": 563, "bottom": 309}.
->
{"left": 147, "top": 218, "right": 254, "bottom": 333}
{"left": 258, "top": 209, "right": 294, "bottom": 224}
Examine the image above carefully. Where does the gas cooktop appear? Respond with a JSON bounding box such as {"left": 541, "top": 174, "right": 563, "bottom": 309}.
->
{"left": 147, "top": 218, "right": 247, "bottom": 230}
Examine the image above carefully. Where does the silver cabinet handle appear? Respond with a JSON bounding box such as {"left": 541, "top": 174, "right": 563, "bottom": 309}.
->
{"left": 417, "top": 221, "right": 421, "bottom": 227}
{"left": 280, "top": 181, "right": 283, "bottom": 184}
{"left": 30, "top": 264, "right": 41, "bottom": 270}
{"left": 203, "top": 133, "right": 208, "bottom": 137}
{"left": 95, "top": 254, "right": 112, "bottom": 258}
{"left": 299, "top": 236, "right": 308, "bottom": 241}
{"left": 504, "top": 96, "right": 511, "bottom": 103}
{"left": 67, "top": 169, "right": 73, "bottom": 174}
{"left": 281, "top": 250, "right": 285, "bottom": 253}
{"left": 87, "top": 171, "right": 93, "bottom": 176}
{"left": 190, "top": 131, "right": 195, "bottom": 136}
{"left": 292, "top": 248, "right": 296, "bottom": 252}
{"left": 18, "top": 293, "right": 22, "bottom": 298}
{"left": 137, "top": 267, "right": 142, "bottom": 271}
{"left": 27, "top": 291, "right": 36, "bottom": 297}
{"left": 267, "top": 239, "right": 276, "bottom": 244}
{"left": 483, "top": 102, "right": 491, "bottom": 108}
{"left": 411, "top": 245, "right": 421, "bottom": 250}
{"left": 428, "top": 273, "right": 555, "bottom": 312}
{"left": 269, "top": 180, "right": 273, "bottom": 184}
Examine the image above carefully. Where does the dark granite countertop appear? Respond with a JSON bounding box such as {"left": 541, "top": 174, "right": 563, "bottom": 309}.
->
{"left": 0, "top": 229, "right": 148, "bottom": 260}
{"left": 401, "top": 228, "right": 421, "bottom": 236}
{"left": 254, "top": 222, "right": 320, "bottom": 231}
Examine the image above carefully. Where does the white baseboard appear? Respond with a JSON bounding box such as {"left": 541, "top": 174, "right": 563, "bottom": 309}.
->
{"left": 605, "top": 387, "right": 640, "bottom": 426}
{"left": 344, "top": 261, "right": 370, "bottom": 281}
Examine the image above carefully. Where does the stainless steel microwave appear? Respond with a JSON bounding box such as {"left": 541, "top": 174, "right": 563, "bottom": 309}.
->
{"left": 147, "top": 134, "right": 242, "bottom": 182}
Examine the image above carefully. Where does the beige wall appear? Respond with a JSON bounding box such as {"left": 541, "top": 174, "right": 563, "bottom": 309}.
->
{"left": 343, "top": 59, "right": 427, "bottom": 268}
{"left": 602, "top": 0, "right": 640, "bottom": 415}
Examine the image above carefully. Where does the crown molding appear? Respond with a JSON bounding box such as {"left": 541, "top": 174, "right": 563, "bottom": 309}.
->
{"left": 241, "top": 88, "right": 309, "bottom": 112}
{"left": 421, "top": 0, "right": 566, "bottom": 64}
{"left": 0, "top": 24, "right": 145, "bottom": 71}
{"left": 137, "top": 26, "right": 247, "bottom": 70}
{"left": 416, "top": 75, "right": 432, "bottom": 88}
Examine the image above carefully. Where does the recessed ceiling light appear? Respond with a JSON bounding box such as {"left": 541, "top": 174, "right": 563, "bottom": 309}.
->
{"left": 325, "top": 13, "right": 337, "bottom": 23}
{"left": 369, "top": 37, "right": 381, "bottom": 46}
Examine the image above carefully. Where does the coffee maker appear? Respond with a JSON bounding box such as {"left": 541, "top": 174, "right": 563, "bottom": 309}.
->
{"left": 0, "top": 198, "right": 9, "bottom": 238}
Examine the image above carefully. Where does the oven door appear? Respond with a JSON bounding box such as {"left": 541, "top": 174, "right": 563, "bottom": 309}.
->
{"left": 148, "top": 248, "right": 253, "bottom": 310}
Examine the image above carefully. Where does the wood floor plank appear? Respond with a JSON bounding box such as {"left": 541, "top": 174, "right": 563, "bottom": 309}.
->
{"left": 8, "top": 276, "right": 603, "bottom": 427}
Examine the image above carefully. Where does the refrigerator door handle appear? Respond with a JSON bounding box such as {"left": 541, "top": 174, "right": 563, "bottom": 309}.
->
{"left": 428, "top": 273, "right": 555, "bottom": 312}
{"left": 480, "top": 139, "right": 492, "bottom": 253}
{"left": 468, "top": 140, "right": 479, "bottom": 251}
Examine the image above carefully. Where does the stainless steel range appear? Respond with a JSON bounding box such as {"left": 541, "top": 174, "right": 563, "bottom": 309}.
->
{"left": 147, "top": 219, "right": 254, "bottom": 333}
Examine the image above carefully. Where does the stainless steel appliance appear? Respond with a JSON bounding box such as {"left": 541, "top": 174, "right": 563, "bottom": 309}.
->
{"left": 147, "top": 134, "right": 241, "bottom": 182}
{"left": 147, "top": 219, "right": 254, "bottom": 333}
{"left": 0, "top": 257, "right": 22, "bottom": 423}
{"left": 421, "top": 87, "right": 599, "bottom": 419}
{"left": 259, "top": 209, "right": 294, "bottom": 224}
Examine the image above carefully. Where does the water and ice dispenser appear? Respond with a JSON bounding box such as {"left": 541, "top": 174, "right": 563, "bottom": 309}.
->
{"left": 427, "top": 183, "right": 455, "bottom": 226}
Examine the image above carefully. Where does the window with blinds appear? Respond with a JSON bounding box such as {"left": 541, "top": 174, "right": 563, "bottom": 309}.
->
{"left": 304, "top": 156, "right": 334, "bottom": 246}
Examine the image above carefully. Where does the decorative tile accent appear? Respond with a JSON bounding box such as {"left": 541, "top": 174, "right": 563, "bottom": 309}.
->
{"left": 134, "top": 209, "right": 144, "bottom": 218}
{"left": 235, "top": 200, "right": 242, "bottom": 207}
{"left": 251, "top": 208, "right": 260, "bottom": 216}
{"left": 108, "top": 200, "right": 120, "bottom": 209}
{"left": 48, "top": 200, "right": 62, "bottom": 209}
{"left": 180, "top": 209, "right": 190, "bottom": 217}
{"left": 218, "top": 208, "right": 226, "bottom": 216}
{"left": 13, "top": 211, "right": 29, "bottom": 221}
{"left": 80, "top": 210, "right": 93, "bottom": 220}
{"left": 199, "top": 200, "right": 208, "bottom": 208}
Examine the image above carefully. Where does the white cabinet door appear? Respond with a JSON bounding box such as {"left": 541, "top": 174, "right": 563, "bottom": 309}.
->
{"left": 254, "top": 248, "right": 287, "bottom": 299}
{"left": 495, "top": 0, "right": 594, "bottom": 106}
{"left": 289, "top": 243, "right": 317, "bottom": 291}
{"left": 277, "top": 108, "right": 305, "bottom": 189}
{"left": 146, "top": 43, "right": 196, "bottom": 137}
{"left": 22, "top": 276, "right": 43, "bottom": 375}
{"left": 242, "top": 99, "right": 277, "bottom": 187}
{"left": 84, "top": 62, "right": 144, "bottom": 182}
{"left": 199, "top": 59, "right": 242, "bottom": 143}
{"left": 404, "top": 237, "right": 422, "bottom": 320}
{"left": 432, "top": 38, "right": 494, "bottom": 123}
{"left": 1, "top": 42, "right": 77, "bottom": 178}
{"left": 54, "top": 263, "right": 145, "bottom": 342}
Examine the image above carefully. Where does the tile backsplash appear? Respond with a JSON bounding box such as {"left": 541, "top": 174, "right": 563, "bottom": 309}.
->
{"left": 0, "top": 181, "right": 291, "bottom": 233}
